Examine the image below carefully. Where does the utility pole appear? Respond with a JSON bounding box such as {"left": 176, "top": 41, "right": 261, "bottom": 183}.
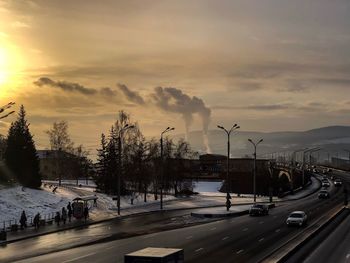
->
{"left": 248, "top": 139, "right": 263, "bottom": 202}
{"left": 160, "top": 127, "right": 175, "bottom": 210}
{"left": 218, "top": 124, "right": 240, "bottom": 211}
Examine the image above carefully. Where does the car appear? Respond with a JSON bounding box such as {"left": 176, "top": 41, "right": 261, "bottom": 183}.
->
{"left": 286, "top": 211, "right": 308, "bottom": 227}
{"left": 322, "top": 169, "right": 328, "bottom": 174}
{"left": 331, "top": 176, "right": 336, "bottom": 181}
{"left": 249, "top": 204, "right": 269, "bottom": 216}
{"left": 318, "top": 190, "right": 330, "bottom": 199}
{"left": 334, "top": 179, "right": 342, "bottom": 187}
{"left": 322, "top": 181, "right": 330, "bottom": 187}
{"left": 327, "top": 168, "right": 332, "bottom": 173}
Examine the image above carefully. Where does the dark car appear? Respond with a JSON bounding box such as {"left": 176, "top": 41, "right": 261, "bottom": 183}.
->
{"left": 318, "top": 190, "right": 330, "bottom": 199}
{"left": 249, "top": 204, "right": 269, "bottom": 216}
{"left": 322, "top": 181, "right": 330, "bottom": 188}
{"left": 334, "top": 179, "right": 342, "bottom": 187}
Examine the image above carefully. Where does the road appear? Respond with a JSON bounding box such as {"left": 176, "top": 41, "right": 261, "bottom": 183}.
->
{"left": 301, "top": 169, "right": 350, "bottom": 263}
{"left": 1, "top": 175, "right": 343, "bottom": 263}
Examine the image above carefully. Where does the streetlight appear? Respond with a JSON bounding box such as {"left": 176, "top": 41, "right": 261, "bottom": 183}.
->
{"left": 217, "top": 124, "right": 240, "bottom": 211}
{"left": 117, "top": 123, "right": 135, "bottom": 216}
{"left": 302, "top": 148, "right": 319, "bottom": 187}
{"left": 343, "top": 149, "right": 350, "bottom": 165}
{"left": 309, "top": 148, "right": 321, "bottom": 166}
{"left": 248, "top": 138, "right": 263, "bottom": 202}
{"left": 160, "top": 127, "right": 175, "bottom": 210}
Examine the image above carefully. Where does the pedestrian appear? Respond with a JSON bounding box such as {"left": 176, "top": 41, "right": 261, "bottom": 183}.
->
{"left": 93, "top": 195, "right": 97, "bottom": 207}
{"left": 83, "top": 206, "right": 89, "bottom": 222}
{"left": 61, "top": 207, "right": 67, "bottom": 225}
{"left": 33, "top": 213, "right": 40, "bottom": 229}
{"left": 67, "top": 202, "right": 72, "bottom": 222}
{"left": 54, "top": 211, "right": 61, "bottom": 226}
{"left": 20, "top": 210, "right": 27, "bottom": 230}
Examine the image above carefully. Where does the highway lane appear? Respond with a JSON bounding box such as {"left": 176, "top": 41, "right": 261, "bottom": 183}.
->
{"left": 9, "top": 176, "right": 343, "bottom": 263}
{"left": 0, "top": 207, "right": 219, "bottom": 262}
{"left": 304, "top": 210, "right": 350, "bottom": 263}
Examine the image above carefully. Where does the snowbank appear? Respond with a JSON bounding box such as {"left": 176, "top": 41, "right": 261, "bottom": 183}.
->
{"left": 0, "top": 186, "right": 76, "bottom": 225}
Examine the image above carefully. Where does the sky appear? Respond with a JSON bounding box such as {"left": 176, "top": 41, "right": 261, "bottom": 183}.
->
{"left": 0, "top": 0, "right": 350, "bottom": 155}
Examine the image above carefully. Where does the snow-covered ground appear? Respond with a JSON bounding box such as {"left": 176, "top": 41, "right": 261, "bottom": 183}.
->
{"left": 0, "top": 184, "right": 175, "bottom": 228}
{"left": 0, "top": 186, "right": 76, "bottom": 226}
{"left": 193, "top": 180, "right": 223, "bottom": 195}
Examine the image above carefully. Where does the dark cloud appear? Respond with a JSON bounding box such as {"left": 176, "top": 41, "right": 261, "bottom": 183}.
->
{"left": 117, "top": 83, "right": 145, "bottom": 105}
{"left": 34, "top": 77, "right": 98, "bottom": 95}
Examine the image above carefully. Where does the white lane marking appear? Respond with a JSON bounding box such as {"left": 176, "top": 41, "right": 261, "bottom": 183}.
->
{"left": 186, "top": 236, "right": 193, "bottom": 240}
{"left": 171, "top": 217, "right": 177, "bottom": 221}
{"left": 195, "top": 248, "right": 204, "bottom": 252}
{"left": 259, "top": 221, "right": 264, "bottom": 224}
{"left": 275, "top": 229, "right": 280, "bottom": 233}
{"left": 236, "top": 249, "right": 244, "bottom": 254}
{"left": 222, "top": 236, "right": 229, "bottom": 241}
{"left": 62, "top": 253, "right": 96, "bottom": 263}
{"left": 105, "top": 246, "right": 114, "bottom": 250}
{"left": 243, "top": 228, "right": 248, "bottom": 231}
{"left": 259, "top": 238, "right": 265, "bottom": 242}
{"left": 210, "top": 227, "right": 217, "bottom": 231}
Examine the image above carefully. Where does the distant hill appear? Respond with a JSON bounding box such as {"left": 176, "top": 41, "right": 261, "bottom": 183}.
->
{"left": 173, "top": 126, "right": 350, "bottom": 160}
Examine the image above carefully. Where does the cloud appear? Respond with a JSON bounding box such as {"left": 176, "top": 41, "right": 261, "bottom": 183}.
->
{"left": 117, "top": 83, "right": 145, "bottom": 105}
{"left": 34, "top": 77, "right": 98, "bottom": 95}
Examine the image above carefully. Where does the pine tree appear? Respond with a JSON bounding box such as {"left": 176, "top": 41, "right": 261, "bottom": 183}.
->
{"left": 95, "top": 133, "right": 108, "bottom": 192}
{"left": 4, "top": 105, "right": 41, "bottom": 188}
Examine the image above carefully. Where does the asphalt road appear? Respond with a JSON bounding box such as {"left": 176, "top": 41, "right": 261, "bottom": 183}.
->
{"left": 2, "top": 175, "right": 343, "bottom": 263}
{"left": 300, "top": 169, "right": 350, "bottom": 263}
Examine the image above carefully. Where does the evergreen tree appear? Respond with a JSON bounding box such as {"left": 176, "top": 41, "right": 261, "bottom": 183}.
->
{"left": 4, "top": 105, "right": 41, "bottom": 188}
{"left": 95, "top": 133, "right": 108, "bottom": 192}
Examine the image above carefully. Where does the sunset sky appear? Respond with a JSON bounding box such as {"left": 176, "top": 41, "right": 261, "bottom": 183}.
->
{"left": 0, "top": 0, "right": 350, "bottom": 154}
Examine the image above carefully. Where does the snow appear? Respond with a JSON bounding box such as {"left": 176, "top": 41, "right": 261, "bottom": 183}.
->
{"left": 0, "top": 184, "right": 175, "bottom": 228}
{"left": 193, "top": 180, "right": 223, "bottom": 194}
{"left": 0, "top": 186, "right": 76, "bottom": 226}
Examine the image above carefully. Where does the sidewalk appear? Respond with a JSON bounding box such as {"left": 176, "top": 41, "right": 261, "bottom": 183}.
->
{"left": 2, "top": 177, "right": 320, "bottom": 244}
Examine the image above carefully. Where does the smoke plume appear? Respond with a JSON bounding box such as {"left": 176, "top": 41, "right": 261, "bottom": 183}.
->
{"left": 34, "top": 77, "right": 98, "bottom": 95}
{"left": 117, "top": 83, "right": 145, "bottom": 105}
{"left": 151, "top": 87, "right": 211, "bottom": 153}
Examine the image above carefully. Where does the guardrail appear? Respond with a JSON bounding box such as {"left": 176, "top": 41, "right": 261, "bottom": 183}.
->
{"left": 1, "top": 211, "right": 57, "bottom": 232}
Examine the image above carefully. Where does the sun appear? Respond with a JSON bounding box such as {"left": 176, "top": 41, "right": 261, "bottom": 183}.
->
{"left": 0, "top": 43, "right": 26, "bottom": 94}
{"left": 0, "top": 47, "right": 8, "bottom": 85}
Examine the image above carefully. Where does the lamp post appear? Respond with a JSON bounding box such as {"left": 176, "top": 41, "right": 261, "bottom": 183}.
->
{"left": 302, "top": 148, "right": 319, "bottom": 187}
{"left": 309, "top": 148, "right": 321, "bottom": 167}
{"left": 248, "top": 138, "right": 263, "bottom": 202}
{"left": 117, "top": 124, "right": 135, "bottom": 216}
{"left": 160, "top": 127, "right": 175, "bottom": 210}
{"left": 218, "top": 124, "right": 240, "bottom": 211}
{"left": 344, "top": 149, "right": 350, "bottom": 167}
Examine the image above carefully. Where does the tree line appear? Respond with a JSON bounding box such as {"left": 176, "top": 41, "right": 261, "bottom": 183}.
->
{"left": 95, "top": 111, "right": 195, "bottom": 199}
{"left": 0, "top": 106, "right": 194, "bottom": 197}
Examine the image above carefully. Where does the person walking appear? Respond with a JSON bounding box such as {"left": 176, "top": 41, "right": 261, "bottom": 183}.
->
{"left": 19, "top": 210, "right": 27, "bottom": 230}
{"left": 83, "top": 206, "right": 89, "bottom": 223}
{"left": 33, "top": 213, "right": 40, "bottom": 229}
{"left": 54, "top": 211, "right": 61, "bottom": 226}
{"left": 61, "top": 207, "right": 67, "bottom": 225}
{"left": 67, "top": 202, "right": 72, "bottom": 222}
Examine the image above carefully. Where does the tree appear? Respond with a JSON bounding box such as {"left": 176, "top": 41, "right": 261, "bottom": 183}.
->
{"left": 4, "top": 105, "right": 41, "bottom": 188}
{"left": 46, "top": 121, "right": 73, "bottom": 152}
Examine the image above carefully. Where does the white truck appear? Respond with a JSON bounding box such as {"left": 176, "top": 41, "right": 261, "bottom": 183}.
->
{"left": 125, "top": 247, "right": 184, "bottom": 263}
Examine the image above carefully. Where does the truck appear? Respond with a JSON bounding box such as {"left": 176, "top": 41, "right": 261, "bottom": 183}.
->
{"left": 124, "top": 247, "right": 184, "bottom": 263}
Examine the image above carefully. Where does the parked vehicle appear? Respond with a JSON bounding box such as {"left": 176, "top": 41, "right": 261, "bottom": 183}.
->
{"left": 334, "top": 179, "right": 342, "bottom": 187}
{"left": 286, "top": 211, "right": 307, "bottom": 227}
{"left": 318, "top": 190, "right": 330, "bottom": 199}
{"left": 249, "top": 204, "right": 269, "bottom": 216}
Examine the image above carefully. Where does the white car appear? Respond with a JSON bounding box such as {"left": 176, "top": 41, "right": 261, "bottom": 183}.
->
{"left": 286, "top": 211, "right": 308, "bottom": 227}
